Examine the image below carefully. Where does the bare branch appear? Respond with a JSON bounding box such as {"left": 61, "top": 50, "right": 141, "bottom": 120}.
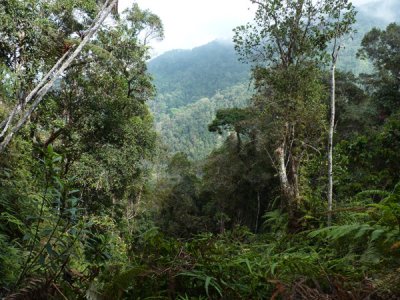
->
{"left": 0, "top": 0, "right": 118, "bottom": 153}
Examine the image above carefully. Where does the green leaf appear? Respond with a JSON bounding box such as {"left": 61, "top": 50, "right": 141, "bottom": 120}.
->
{"left": 205, "top": 276, "right": 211, "bottom": 296}
{"left": 45, "top": 243, "right": 56, "bottom": 256}
{"left": 68, "top": 189, "right": 80, "bottom": 195}
{"left": 370, "top": 229, "right": 385, "bottom": 242}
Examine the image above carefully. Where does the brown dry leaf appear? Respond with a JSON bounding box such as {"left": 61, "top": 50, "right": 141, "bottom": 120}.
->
{"left": 390, "top": 241, "right": 400, "bottom": 251}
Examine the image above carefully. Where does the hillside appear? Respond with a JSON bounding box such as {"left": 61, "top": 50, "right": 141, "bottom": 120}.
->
{"left": 148, "top": 2, "right": 397, "bottom": 159}
{"left": 148, "top": 40, "right": 251, "bottom": 114}
{"left": 148, "top": 41, "right": 252, "bottom": 159}
{"left": 155, "top": 83, "right": 252, "bottom": 158}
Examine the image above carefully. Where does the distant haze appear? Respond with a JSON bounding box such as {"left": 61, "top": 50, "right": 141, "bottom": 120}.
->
{"left": 119, "top": 0, "right": 392, "bottom": 56}
{"left": 357, "top": 0, "right": 400, "bottom": 23}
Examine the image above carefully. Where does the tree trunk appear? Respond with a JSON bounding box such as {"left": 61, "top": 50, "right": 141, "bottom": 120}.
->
{"left": 0, "top": 0, "right": 118, "bottom": 154}
{"left": 276, "top": 145, "right": 290, "bottom": 198}
{"left": 275, "top": 143, "right": 300, "bottom": 232}
{"left": 328, "top": 63, "right": 336, "bottom": 226}
{"left": 0, "top": 49, "right": 73, "bottom": 140}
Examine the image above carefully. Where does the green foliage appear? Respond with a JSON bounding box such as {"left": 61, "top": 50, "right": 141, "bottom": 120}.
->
{"left": 147, "top": 11, "right": 394, "bottom": 161}
{"left": 0, "top": 1, "right": 161, "bottom": 297}
{"left": 154, "top": 153, "right": 212, "bottom": 238}
{"left": 308, "top": 183, "right": 400, "bottom": 274}
{"left": 208, "top": 107, "right": 253, "bottom": 134}
{"left": 2, "top": 1, "right": 400, "bottom": 299}
{"left": 148, "top": 40, "right": 251, "bottom": 112}
{"left": 0, "top": 234, "right": 22, "bottom": 288}
{"left": 94, "top": 219, "right": 397, "bottom": 299}
{"left": 334, "top": 114, "right": 400, "bottom": 198}
{"left": 233, "top": 0, "right": 356, "bottom": 67}
{"left": 358, "top": 23, "right": 400, "bottom": 119}
{"left": 154, "top": 83, "right": 252, "bottom": 159}
{"left": 147, "top": 41, "right": 253, "bottom": 159}
{"left": 232, "top": 0, "right": 356, "bottom": 231}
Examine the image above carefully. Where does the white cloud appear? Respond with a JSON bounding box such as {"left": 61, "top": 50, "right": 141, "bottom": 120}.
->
{"left": 118, "top": 0, "right": 383, "bottom": 56}
{"left": 119, "top": 0, "right": 255, "bottom": 55}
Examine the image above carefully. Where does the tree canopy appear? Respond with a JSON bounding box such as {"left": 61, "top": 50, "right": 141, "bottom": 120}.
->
{"left": 1, "top": 1, "right": 400, "bottom": 299}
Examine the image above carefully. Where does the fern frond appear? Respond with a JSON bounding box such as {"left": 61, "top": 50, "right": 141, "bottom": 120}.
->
{"left": 355, "top": 189, "right": 390, "bottom": 201}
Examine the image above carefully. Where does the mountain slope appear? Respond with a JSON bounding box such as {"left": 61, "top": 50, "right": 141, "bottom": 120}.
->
{"left": 148, "top": 40, "right": 252, "bottom": 159}
{"left": 148, "top": 40, "right": 251, "bottom": 114}
{"left": 155, "top": 83, "right": 252, "bottom": 159}
{"left": 148, "top": 2, "right": 397, "bottom": 160}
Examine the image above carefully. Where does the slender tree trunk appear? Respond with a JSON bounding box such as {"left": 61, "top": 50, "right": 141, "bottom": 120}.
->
{"left": 276, "top": 145, "right": 290, "bottom": 198}
{"left": 328, "top": 63, "right": 336, "bottom": 226}
{"left": 0, "top": 0, "right": 118, "bottom": 154}
{"left": 0, "top": 49, "right": 73, "bottom": 139}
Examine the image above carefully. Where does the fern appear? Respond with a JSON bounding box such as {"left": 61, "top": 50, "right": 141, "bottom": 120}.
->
{"left": 355, "top": 190, "right": 391, "bottom": 201}
{"left": 308, "top": 224, "right": 370, "bottom": 240}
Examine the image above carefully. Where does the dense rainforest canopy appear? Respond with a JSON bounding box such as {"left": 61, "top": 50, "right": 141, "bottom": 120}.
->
{"left": 0, "top": 0, "right": 400, "bottom": 299}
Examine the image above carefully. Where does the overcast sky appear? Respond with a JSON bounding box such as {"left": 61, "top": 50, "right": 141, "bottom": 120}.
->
{"left": 119, "top": 0, "right": 379, "bottom": 56}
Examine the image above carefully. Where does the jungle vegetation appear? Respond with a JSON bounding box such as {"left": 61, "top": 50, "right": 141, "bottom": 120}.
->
{"left": 0, "top": 0, "right": 400, "bottom": 299}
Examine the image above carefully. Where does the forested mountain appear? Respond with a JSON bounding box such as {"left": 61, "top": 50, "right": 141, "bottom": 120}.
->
{"left": 148, "top": 2, "right": 398, "bottom": 159}
{"left": 148, "top": 41, "right": 252, "bottom": 158}
{"left": 153, "top": 83, "right": 252, "bottom": 158}
{"left": 148, "top": 40, "right": 251, "bottom": 112}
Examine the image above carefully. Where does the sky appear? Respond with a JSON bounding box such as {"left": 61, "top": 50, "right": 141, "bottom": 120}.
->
{"left": 119, "top": 0, "right": 381, "bottom": 56}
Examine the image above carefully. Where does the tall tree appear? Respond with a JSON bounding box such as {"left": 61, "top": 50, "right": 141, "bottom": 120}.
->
{"left": 0, "top": 1, "right": 163, "bottom": 294}
{"left": 30, "top": 2, "right": 163, "bottom": 219}
{"left": 234, "top": 0, "right": 356, "bottom": 230}
{"left": 327, "top": 1, "right": 356, "bottom": 225}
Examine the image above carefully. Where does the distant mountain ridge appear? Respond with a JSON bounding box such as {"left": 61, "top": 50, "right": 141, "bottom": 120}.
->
{"left": 148, "top": 40, "right": 251, "bottom": 114}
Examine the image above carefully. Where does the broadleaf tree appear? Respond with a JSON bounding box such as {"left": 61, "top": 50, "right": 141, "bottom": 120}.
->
{"left": 234, "top": 0, "right": 356, "bottom": 230}
{"left": 0, "top": 0, "right": 118, "bottom": 153}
